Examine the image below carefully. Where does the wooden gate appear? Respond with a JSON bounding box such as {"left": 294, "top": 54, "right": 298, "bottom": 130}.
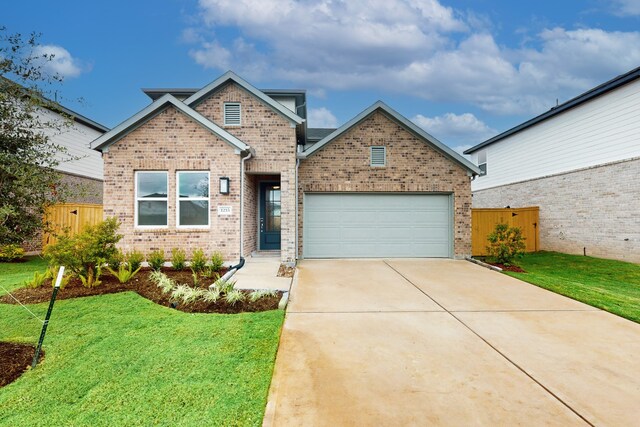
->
{"left": 471, "top": 207, "right": 539, "bottom": 256}
{"left": 43, "top": 203, "right": 103, "bottom": 248}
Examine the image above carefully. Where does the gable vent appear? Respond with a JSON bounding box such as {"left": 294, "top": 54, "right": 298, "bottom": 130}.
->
{"left": 224, "top": 103, "right": 241, "bottom": 126}
{"left": 370, "top": 146, "right": 386, "bottom": 167}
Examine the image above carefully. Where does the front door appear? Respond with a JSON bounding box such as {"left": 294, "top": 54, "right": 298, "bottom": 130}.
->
{"left": 259, "top": 182, "right": 281, "bottom": 250}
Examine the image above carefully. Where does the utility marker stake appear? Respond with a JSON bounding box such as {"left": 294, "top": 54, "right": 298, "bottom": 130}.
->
{"left": 32, "top": 266, "right": 64, "bottom": 368}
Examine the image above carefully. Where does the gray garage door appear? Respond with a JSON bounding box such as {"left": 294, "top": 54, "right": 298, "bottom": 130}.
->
{"left": 303, "top": 193, "right": 452, "bottom": 258}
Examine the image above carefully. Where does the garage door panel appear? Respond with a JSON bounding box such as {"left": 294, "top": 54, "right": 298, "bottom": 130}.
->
{"left": 304, "top": 194, "right": 452, "bottom": 258}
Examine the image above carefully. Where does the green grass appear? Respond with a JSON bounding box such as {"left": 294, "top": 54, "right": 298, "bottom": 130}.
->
{"left": 0, "top": 256, "right": 48, "bottom": 295}
{"left": 0, "top": 262, "right": 284, "bottom": 426}
{"left": 505, "top": 251, "right": 640, "bottom": 323}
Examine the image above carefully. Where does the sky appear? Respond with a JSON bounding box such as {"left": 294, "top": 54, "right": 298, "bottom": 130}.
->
{"left": 4, "top": 0, "right": 640, "bottom": 154}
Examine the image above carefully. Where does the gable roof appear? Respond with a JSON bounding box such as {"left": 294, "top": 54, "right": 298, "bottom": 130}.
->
{"left": 90, "top": 94, "right": 248, "bottom": 152}
{"left": 464, "top": 65, "right": 640, "bottom": 154}
{"left": 183, "top": 71, "right": 305, "bottom": 125}
{"left": 299, "top": 101, "right": 481, "bottom": 175}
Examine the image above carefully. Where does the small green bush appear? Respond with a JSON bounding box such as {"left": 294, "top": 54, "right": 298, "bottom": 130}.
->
{"left": 107, "top": 263, "right": 141, "bottom": 284}
{"left": 149, "top": 270, "right": 175, "bottom": 294}
{"left": 110, "top": 249, "right": 124, "bottom": 270}
{"left": 224, "top": 289, "right": 245, "bottom": 305}
{"left": 79, "top": 262, "right": 103, "bottom": 288}
{"left": 201, "top": 288, "right": 221, "bottom": 303}
{"left": 486, "top": 223, "right": 526, "bottom": 265}
{"left": 148, "top": 249, "right": 165, "bottom": 271}
{"left": 171, "top": 248, "right": 186, "bottom": 271}
{"left": 0, "top": 244, "right": 25, "bottom": 262}
{"left": 248, "top": 289, "right": 277, "bottom": 302}
{"left": 210, "top": 251, "right": 224, "bottom": 272}
{"left": 125, "top": 250, "right": 144, "bottom": 271}
{"left": 44, "top": 217, "right": 122, "bottom": 287}
{"left": 26, "top": 271, "right": 49, "bottom": 288}
{"left": 190, "top": 249, "right": 207, "bottom": 273}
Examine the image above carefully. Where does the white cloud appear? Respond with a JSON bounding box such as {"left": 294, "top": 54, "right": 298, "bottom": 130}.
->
{"left": 32, "top": 45, "right": 85, "bottom": 78}
{"left": 308, "top": 107, "right": 338, "bottom": 128}
{"left": 611, "top": 0, "right": 640, "bottom": 15}
{"left": 188, "top": 0, "right": 640, "bottom": 116}
{"left": 412, "top": 112, "right": 497, "bottom": 146}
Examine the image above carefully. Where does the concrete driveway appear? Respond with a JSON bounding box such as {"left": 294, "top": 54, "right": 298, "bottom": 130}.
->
{"left": 263, "top": 259, "right": 640, "bottom": 426}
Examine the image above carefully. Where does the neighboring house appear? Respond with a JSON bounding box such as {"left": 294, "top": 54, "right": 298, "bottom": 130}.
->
{"left": 24, "top": 96, "right": 108, "bottom": 252}
{"left": 91, "top": 71, "right": 479, "bottom": 264}
{"left": 465, "top": 66, "right": 640, "bottom": 263}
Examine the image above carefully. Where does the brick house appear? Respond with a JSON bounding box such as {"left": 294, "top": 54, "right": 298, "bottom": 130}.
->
{"left": 91, "top": 71, "right": 479, "bottom": 264}
{"left": 465, "top": 66, "right": 640, "bottom": 263}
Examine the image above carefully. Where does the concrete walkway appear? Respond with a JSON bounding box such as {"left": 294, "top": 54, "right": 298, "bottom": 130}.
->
{"left": 232, "top": 255, "right": 292, "bottom": 292}
{"left": 264, "top": 259, "right": 640, "bottom": 426}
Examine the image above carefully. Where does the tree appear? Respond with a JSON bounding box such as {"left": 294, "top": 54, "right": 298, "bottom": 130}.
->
{"left": 0, "top": 27, "right": 77, "bottom": 246}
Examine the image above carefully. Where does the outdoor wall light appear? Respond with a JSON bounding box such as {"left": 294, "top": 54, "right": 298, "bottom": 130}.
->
{"left": 219, "top": 177, "right": 230, "bottom": 194}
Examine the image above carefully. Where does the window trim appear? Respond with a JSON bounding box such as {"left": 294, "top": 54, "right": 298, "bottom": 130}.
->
{"left": 176, "top": 170, "right": 211, "bottom": 229}
{"left": 223, "top": 102, "right": 241, "bottom": 126}
{"left": 370, "top": 146, "right": 386, "bottom": 167}
{"left": 477, "top": 150, "right": 487, "bottom": 176}
{"left": 135, "top": 171, "right": 169, "bottom": 229}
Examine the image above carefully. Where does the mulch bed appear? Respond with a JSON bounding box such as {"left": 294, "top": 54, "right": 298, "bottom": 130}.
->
{"left": 0, "top": 342, "right": 40, "bottom": 387}
{"left": 489, "top": 263, "right": 526, "bottom": 273}
{"left": 0, "top": 268, "right": 282, "bottom": 314}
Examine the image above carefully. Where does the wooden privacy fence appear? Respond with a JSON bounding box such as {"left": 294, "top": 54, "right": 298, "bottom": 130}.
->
{"left": 43, "top": 203, "right": 104, "bottom": 248}
{"left": 472, "top": 206, "right": 539, "bottom": 256}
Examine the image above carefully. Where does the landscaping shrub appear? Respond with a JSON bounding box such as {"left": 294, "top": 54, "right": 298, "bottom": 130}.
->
{"left": 210, "top": 251, "right": 224, "bottom": 272}
{"left": 0, "top": 244, "right": 25, "bottom": 262}
{"left": 224, "top": 289, "right": 245, "bottom": 305}
{"left": 170, "top": 248, "right": 186, "bottom": 271}
{"left": 26, "top": 271, "right": 49, "bottom": 288}
{"left": 125, "top": 250, "right": 144, "bottom": 271}
{"left": 249, "top": 289, "right": 277, "bottom": 302}
{"left": 110, "top": 249, "right": 124, "bottom": 270}
{"left": 149, "top": 270, "right": 175, "bottom": 294}
{"left": 486, "top": 223, "right": 526, "bottom": 265}
{"left": 107, "top": 263, "right": 141, "bottom": 284}
{"left": 190, "top": 249, "right": 207, "bottom": 273}
{"left": 43, "top": 217, "right": 122, "bottom": 287}
{"left": 148, "top": 249, "right": 165, "bottom": 271}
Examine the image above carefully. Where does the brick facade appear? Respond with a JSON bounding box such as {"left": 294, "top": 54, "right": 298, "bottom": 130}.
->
{"left": 194, "top": 82, "right": 298, "bottom": 262}
{"left": 103, "top": 106, "right": 242, "bottom": 259}
{"left": 298, "top": 111, "right": 473, "bottom": 258}
{"left": 472, "top": 157, "right": 640, "bottom": 263}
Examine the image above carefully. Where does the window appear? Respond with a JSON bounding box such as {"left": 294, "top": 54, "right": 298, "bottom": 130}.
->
{"left": 136, "top": 171, "right": 168, "bottom": 227}
{"left": 370, "top": 146, "right": 386, "bottom": 167}
{"left": 478, "top": 150, "right": 487, "bottom": 176}
{"left": 224, "top": 103, "right": 241, "bottom": 126}
{"left": 177, "top": 171, "right": 210, "bottom": 227}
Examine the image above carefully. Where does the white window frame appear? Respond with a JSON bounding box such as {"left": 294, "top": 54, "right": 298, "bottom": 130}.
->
{"left": 478, "top": 150, "right": 487, "bottom": 176}
{"left": 223, "top": 102, "right": 241, "bottom": 126}
{"left": 135, "top": 171, "right": 169, "bottom": 229}
{"left": 370, "top": 146, "right": 386, "bottom": 167}
{"left": 176, "top": 171, "right": 210, "bottom": 229}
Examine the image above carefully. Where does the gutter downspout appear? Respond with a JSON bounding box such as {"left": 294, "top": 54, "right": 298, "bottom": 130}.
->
{"left": 213, "top": 148, "right": 253, "bottom": 289}
{"left": 239, "top": 148, "right": 254, "bottom": 259}
{"left": 295, "top": 155, "right": 300, "bottom": 261}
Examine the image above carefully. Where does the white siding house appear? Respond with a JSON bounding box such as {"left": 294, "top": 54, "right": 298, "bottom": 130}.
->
{"left": 38, "top": 107, "right": 106, "bottom": 181}
{"left": 465, "top": 66, "right": 640, "bottom": 263}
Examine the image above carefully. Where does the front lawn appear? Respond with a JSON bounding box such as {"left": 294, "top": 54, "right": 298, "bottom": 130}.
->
{"left": 0, "top": 256, "right": 48, "bottom": 295}
{"left": 0, "top": 260, "right": 284, "bottom": 426}
{"left": 505, "top": 251, "right": 640, "bottom": 323}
